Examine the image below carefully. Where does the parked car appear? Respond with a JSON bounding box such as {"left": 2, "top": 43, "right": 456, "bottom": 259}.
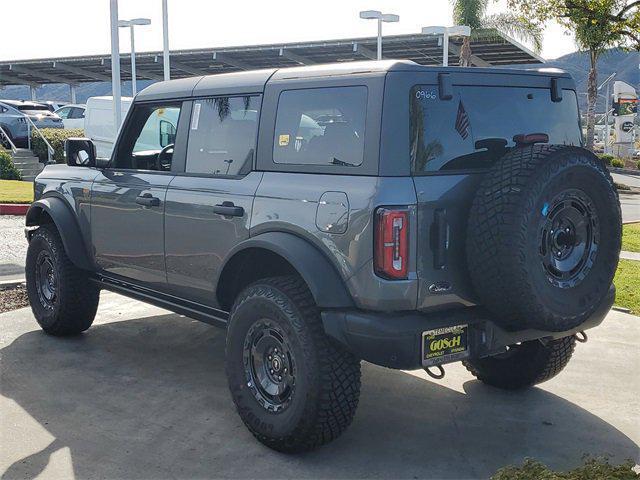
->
{"left": 54, "top": 104, "right": 86, "bottom": 129}
{"left": 38, "top": 100, "right": 67, "bottom": 113}
{"left": 25, "top": 61, "right": 622, "bottom": 453}
{"left": 0, "top": 100, "right": 62, "bottom": 148}
{"left": 83, "top": 96, "right": 132, "bottom": 158}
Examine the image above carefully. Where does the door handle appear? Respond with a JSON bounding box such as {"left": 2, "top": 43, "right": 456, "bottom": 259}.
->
{"left": 136, "top": 193, "right": 160, "bottom": 207}
{"left": 213, "top": 201, "right": 244, "bottom": 217}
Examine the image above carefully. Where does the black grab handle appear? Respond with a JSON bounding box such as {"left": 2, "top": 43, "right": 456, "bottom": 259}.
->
{"left": 213, "top": 201, "right": 244, "bottom": 217}
{"left": 135, "top": 194, "right": 160, "bottom": 207}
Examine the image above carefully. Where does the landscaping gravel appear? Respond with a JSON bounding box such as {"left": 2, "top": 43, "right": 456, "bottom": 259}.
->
{"left": 0, "top": 283, "right": 29, "bottom": 313}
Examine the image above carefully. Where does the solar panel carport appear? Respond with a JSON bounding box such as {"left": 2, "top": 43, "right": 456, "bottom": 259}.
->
{"left": 0, "top": 29, "right": 543, "bottom": 100}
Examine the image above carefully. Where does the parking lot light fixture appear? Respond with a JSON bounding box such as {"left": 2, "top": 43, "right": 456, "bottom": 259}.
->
{"left": 118, "top": 18, "right": 151, "bottom": 96}
{"left": 422, "top": 25, "right": 471, "bottom": 67}
{"left": 359, "top": 10, "right": 400, "bottom": 60}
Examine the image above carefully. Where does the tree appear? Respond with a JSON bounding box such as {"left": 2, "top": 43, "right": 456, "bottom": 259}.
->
{"left": 452, "top": 0, "right": 543, "bottom": 67}
{"left": 506, "top": 0, "right": 640, "bottom": 151}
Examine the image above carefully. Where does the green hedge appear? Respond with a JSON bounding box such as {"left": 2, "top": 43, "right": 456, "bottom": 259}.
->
{"left": 0, "top": 149, "right": 21, "bottom": 180}
{"left": 31, "top": 128, "right": 84, "bottom": 163}
{"left": 611, "top": 158, "right": 625, "bottom": 168}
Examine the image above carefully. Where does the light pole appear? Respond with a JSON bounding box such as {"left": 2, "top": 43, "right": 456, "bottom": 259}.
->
{"left": 359, "top": 10, "right": 399, "bottom": 60}
{"left": 421, "top": 25, "right": 471, "bottom": 67}
{"left": 109, "top": 0, "right": 122, "bottom": 130}
{"left": 118, "top": 18, "right": 151, "bottom": 96}
{"left": 598, "top": 72, "right": 616, "bottom": 154}
{"left": 162, "top": 0, "right": 170, "bottom": 80}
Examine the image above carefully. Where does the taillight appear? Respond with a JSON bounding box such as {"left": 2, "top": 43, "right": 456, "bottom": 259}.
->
{"left": 374, "top": 207, "right": 409, "bottom": 280}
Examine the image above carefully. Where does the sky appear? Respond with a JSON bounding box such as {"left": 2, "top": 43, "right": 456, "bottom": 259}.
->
{"left": 0, "top": 0, "right": 577, "bottom": 63}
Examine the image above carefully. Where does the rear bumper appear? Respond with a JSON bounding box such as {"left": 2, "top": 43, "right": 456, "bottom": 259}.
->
{"left": 322, "top": 285, "right": 615, "bottom": 370}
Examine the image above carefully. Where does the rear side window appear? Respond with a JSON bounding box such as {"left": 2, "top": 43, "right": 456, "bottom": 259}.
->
{"left": 410, "top": 85, "right": 582, "bottom": 174}
{"left": 69, "top": 107, "right": 85, "bottom": 119}
{"left": 186, "top": 96, "right": 260, "bottom": 176}
{"left": 273, "top": 86, "right": 367, "bottom": 167}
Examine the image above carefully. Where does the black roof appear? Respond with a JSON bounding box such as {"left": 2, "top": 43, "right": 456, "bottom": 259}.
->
{"left": 135, "top": 60, "right": 569, "bottom": 101}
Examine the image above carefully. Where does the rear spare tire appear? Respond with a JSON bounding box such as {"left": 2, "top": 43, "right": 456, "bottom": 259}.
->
{"left": 467, "top": 145, "right": 621, "bottom": 332}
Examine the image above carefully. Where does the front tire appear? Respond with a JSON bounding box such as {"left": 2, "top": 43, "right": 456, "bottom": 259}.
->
{"left": 225, "top": 275, "right": 361, "bottom": 453}
{"left": 463, "top": 336, "right": 576, "bottom": 390}
{"left": 25, "top": 225, "right": 100, "bottom": 335}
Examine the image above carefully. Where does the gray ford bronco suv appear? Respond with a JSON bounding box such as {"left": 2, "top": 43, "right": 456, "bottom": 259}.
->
{"left": 25, "top": 60, "right": 621, "bottom": 452}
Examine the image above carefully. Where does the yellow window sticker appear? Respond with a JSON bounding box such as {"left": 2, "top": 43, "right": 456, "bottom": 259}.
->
{"left": 278, "top": 134, "right": 290, "bottom": 146}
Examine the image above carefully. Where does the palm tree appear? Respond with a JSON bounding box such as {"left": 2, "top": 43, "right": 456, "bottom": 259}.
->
{"left": 452, "top": 0, "right": 543, "bottom": 66}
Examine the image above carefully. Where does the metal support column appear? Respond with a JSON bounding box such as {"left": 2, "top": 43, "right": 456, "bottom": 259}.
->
{"left": 162, "top": 0, "right": 170, "bottom": 81}
{"left": 109, "top": 0, "right": 122, "bottom": 129}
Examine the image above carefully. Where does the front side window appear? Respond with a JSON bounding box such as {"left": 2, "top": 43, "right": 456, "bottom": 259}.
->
{"left": 56, "top": 107, "right": 71, "bottom": 119}
{"left": 273, "top": 86, "right": 367, "bottom": 167}
{"left": 186, "top": 96, "right": 259, "bottom": 176}
{"left": 113, "top": 103, "right": 181, "bottom": 171}
{"left": 410, "top": 85, "right": 582, "bottom": 174}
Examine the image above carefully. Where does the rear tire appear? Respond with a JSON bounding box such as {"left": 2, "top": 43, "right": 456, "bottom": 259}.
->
{"left": 225, "top": 275, "right": 361, "bottom": 453}
{"left": 467, "top": 145, "right": 621, "bottom": 332}
{"left": 463, "top": 336, "right": 576, "bottom": 390}
{"left": 25, "top": 225, "right": 99, "bottom": 335}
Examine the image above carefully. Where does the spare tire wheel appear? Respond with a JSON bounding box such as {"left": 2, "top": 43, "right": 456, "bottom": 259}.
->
{"left": 467, "top": 145, "right": 621, "bottom": 332}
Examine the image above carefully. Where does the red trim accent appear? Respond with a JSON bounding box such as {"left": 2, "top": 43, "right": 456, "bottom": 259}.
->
{"left": 0, "top": 204, "right": 29, "bottom": 215}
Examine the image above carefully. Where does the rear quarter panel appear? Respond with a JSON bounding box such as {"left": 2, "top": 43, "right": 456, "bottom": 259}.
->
{"left": 252, "top": 173, "right": 419, "bottom": 311}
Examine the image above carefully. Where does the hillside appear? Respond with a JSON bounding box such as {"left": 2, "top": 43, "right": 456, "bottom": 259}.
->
{"left": 543, "top": 48, "right": 639, "bottom": 112}
{"left": 1, "top": 49, "right": 637, "bottom": 113}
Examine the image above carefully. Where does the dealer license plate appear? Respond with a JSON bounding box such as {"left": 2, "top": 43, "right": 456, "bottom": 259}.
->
{"left": 422, "top": 324, "right": 469, "bottom": 366}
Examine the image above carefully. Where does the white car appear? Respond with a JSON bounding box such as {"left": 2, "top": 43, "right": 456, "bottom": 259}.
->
{"left": 54, "top": 104, "right": 86, "bottom": 129}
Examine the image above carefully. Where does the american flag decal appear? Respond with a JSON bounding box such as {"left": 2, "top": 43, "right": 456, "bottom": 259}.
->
{"left": 455, "top": 101, "right": 470, "bottom": 139}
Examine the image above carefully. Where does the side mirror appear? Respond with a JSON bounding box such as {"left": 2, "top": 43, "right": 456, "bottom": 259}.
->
{"left": 65, "top": 137, "right": 97, "bottom": 167}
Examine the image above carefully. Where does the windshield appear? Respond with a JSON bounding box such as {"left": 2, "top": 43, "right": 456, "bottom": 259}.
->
{"left": 410, "top": 85, "right": 582, "bottom": 174}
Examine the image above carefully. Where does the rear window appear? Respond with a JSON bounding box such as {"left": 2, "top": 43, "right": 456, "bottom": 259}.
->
{"left": 273, "top": 86, "right": 367, "bottom": 167}
{"left": 16, "top": 104, "right": 49, "bottom": 112}
{"left": 410, "top": 85, "right": 582, "bottom": 174}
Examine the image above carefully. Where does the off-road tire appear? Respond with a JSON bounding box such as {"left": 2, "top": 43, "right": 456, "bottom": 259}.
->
{"left": 467, "top": 145, "right": 621, "bottom": 332}
{"left": 25, "top": 225, "right": 99, "bottom": 335}
{"left": 225, "top": 275, "right": 361, "bottom": 453}
{"left": 463, "top": 336, "right": 576, "bottom": 390}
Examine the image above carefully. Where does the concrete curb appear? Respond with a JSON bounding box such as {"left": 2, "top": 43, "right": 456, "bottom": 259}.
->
{"left": 610, "top": 167, "right": 640, "bottom": 177}
{"left": 0, "top": 204, "right": 29, "bottom": 215}
{"left": 0, "top": 278, "right": 25, "bottom": 289}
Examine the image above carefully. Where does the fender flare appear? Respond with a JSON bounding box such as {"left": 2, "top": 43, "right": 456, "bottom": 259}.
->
{"left": 220, "top": 232, "right": 354, "bottom": 309}
{"left": 26, "top": 197, "right": 93, "bottom": 271}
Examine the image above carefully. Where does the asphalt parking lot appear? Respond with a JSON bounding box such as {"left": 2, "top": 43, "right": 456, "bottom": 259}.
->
{"left": 1, "top": 291, "right": 638, "bottom": 479}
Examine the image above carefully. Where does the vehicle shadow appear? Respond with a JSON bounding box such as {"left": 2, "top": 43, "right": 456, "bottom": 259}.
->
{"left": 1, "top": 313, "right": 637, "bottom": 479}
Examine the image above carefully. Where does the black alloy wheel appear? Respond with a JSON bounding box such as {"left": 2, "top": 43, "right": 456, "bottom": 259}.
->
{"left": 539, "top": 189, "right": 599, "bottom": 289}
{"left": 243, "top": 319, "right": 296, "bottom": 412}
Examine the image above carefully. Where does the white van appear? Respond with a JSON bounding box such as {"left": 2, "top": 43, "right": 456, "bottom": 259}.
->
{"left": 83, "top": 96, "right": 133, "bottom": 158}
